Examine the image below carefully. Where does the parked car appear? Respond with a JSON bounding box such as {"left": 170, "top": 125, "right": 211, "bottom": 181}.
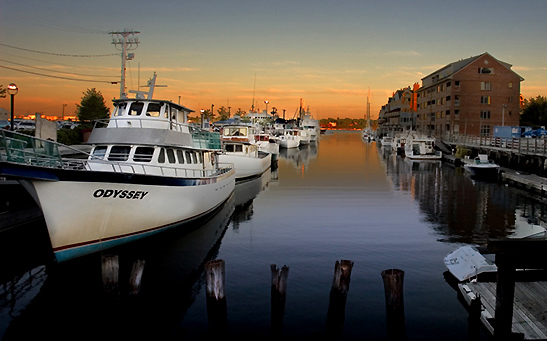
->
{"left": 15, "top": 120, "right": 36, "bottom": 131}
{"left": 0, "top": 120, "right": 10, "bottom": 129}
{"left": 57, "top": 121, "right": 79, "bottom": 130}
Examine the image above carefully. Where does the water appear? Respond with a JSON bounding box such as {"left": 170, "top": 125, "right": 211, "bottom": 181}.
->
{"left": 2, "top": 131, "right": 547, "bottom": 340}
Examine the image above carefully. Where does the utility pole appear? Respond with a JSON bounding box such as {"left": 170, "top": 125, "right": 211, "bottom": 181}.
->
{"left": 109, "top": 29, "right": 140, "bottom": 99}
{"left": 62, "top": 103, "right": 67, "bottom": 120}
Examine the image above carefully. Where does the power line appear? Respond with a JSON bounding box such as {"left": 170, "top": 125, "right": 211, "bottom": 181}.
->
{"left": 0, "top": 43, "right": 119, "bottom": 57}
{"left": 0, "top": 65, "right": 118, "bottom": 84}
{"left": 1, "top": 50, "right": 118, "bottom": 71}
{"left": 0, "top": 58, "right": 117, "bottom": 78}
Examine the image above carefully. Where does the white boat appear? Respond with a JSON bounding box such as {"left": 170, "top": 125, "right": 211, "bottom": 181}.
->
{"left": 380, "top": 136, "right": 393, "bottom": 148}
{"left": 391, "top": 135, "right": 406, "bottom": 154}
{"left": 276, "top": 129, "right": 300, "bottom": 149}
{"left": 300, "top": 109, "right": 320, "bottom": 143}
{"left": 404, "top": 136, "right": 442, "bottom": 160}
{"left": 463, "top": 154, "right": 500, "bottom": 179}
{"left": 0, "top": 74, "right": 236, "bottom": 262}
{"left": 254, "top": 132, "right": 279, "bottom": 160}
{"left": 362, "top": 129, "right": 374, "bottom": 142}
{"left": 219, "top": 124, "right": 272, "bottom": 181}
{"left": 297, "top": 128, "right": 311, "bottom": 145}
{"left": 444, "top": 246, "right": 497, "bottom": 282}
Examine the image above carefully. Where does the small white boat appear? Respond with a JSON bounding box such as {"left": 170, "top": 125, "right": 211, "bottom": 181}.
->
{"left": 380, "top": 136, "right": 393, "bottom": 148}
{"left": 444, "top": 246, "right": 497, "bottom": 282}
{"left": 219, "top": 124, "right": 272, "bottom": 181}
{"left": 404, "top": 136, "right": 442, "bottom": 160}
{"left": 0, "top": 74, "right": 236, "bottom": 262}
{"left": 464, "top": 154, "right": 500, "bottom": 179}
{"left": 300, "top": 110, "right": 320, "bottom": 143}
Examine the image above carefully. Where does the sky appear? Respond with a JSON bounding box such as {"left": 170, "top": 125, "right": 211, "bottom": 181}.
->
{"left": 1, "top": 0, "right": 547, "bottom": 120}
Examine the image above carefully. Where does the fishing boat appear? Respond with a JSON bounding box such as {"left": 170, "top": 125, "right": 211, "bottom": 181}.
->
{"left": 380, "top": 136, "right": 393, "bottom": 149}
{"left": 463, "top": 154, "right": 500, "bottom": 179}
{"left": 219, "top": 124, "right": 272, "bottom": 181}
{"left": 0, "top": 74, "right": 236, "bottom": 262}
{"left": 300, "top": 108, "right": 320, "bottom": 143}
{"left": 404, "top": 136, "right": 442, "bottom": 160}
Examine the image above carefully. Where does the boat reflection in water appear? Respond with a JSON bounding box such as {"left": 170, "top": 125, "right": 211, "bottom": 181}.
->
{"left": 2, "top": 192, "right": 237, "bottom": 340}
{"left": 277, "top": 143, "right": 317, "bottom": 169}
{"left": 232, "top": 168, "right": 272, "bottom": 229}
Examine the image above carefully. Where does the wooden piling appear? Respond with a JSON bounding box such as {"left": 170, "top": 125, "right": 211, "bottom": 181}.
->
{"left": 381, "top": 269, "right": 406, "bottom": 340}
{"left": 101, "top": 254, "right": 119, "bottom": 295}
{"left": 271, "top": 264, "right": 289, "bottom": 336}
{"left": 326, "top": 260, "right": 354, "bottom": 338}
{"left": 205, "top": 259, "right": 228, "bottom": 333}
{"left": 468, "top": 294, "right": 482, "bottom": 340}
{"left": 128, "top": 259, "right": 145, "bottom": 296}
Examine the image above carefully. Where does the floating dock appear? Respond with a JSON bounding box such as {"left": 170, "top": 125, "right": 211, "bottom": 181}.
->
{"left": 459, "top": 281, "right": 547, "bottom": 339}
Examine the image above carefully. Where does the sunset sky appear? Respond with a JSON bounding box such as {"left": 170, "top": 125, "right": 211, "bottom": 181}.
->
{"left": 1, "top": 0, "right": 547, "bottom": 120}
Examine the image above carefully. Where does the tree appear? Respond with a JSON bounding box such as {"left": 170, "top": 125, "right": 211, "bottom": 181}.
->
{"left": 76, "top": 88, "right": 110, "bottom": 125}
{"left": 521, "top": 96, "right": 547, "bottom": 128}
{"left": 0, "top": 85, "right": 6, "bottom": 98}
{"left": 216, "top": 106, "right": 230, "bottom": 121}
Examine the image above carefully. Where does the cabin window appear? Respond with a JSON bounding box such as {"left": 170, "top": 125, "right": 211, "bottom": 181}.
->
{"left": 92, "top": 146, "right": 108, "bottom": 159}
{"left": 158, "top": 148, "right": 166, "bottom": 163}
{"left": 177, "top": 150, "right": 185, "bottom": 164}
{"left": 133, "top": 147, "right": 154, "bottom": 162}
{"left": 191, "top": 152, "right": 197, "bottom": 163}
{"left": 129, "top": 103, "right": 144, "bottom": 116}
{"left": 146, "top": 103, "right": 161, "bottom": 117}
{"left": 108, "top": 146, "right": 131, "bottom": 161}
{"left": 185, "top": 151, "right": 192, "bottom": 163}
{"left": 197, "top": 152, "right": 203, "bottom": 163}
{"left": 167, "top": 149, "right": 176, "bottom": 163}
{"left": 113, "top": 103, "right": 126, "bottom": 117}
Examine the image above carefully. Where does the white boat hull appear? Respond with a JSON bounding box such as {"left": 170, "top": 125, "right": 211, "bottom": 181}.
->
{"left": 218, "top": 152, "right": 271, "bottom": 180}
{"left": 277, "top": 138, "right": 300, "bottom": 149}
{"left": 464, "top": 164, "right": 500, "bottom": 179}
{"left": 25, "top": 171, "right": 235, "bottom": 262}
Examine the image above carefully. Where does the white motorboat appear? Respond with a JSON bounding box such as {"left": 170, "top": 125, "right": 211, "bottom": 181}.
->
{"left": 254, "top": 132, "right": 279, "bottom": 160}
{"left": 219, "top": 124, "right": 272, "bottom": 181}
{"left": 362, "top": 129, "right": 374, "bottom": 142}
{"left": 276, "top": 129, "right": 300, "bottom": 149}
{"left": 444, "top": 246, "right": 497, "bottom": 282}
{"left": 463, "top": 154, "right": 500, "bottom": 179}
{"left": 300, "top": 110, "right": 320, "bottom": 143}
{"left": 404, "top": 136, "right": 442, "bottom": 160}
{"left": 380, "top": 136, "right": 393, "bottom": 148}
{"left": 0, "top": 74, "right": 236, "bottom": 262}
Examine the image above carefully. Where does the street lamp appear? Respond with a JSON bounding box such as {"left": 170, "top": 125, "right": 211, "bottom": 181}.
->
{"left": 7, "top": 83, "right": 18, "bottom": 131}
{"left": 264, "top": 100, "right": 269, "bottom": 114}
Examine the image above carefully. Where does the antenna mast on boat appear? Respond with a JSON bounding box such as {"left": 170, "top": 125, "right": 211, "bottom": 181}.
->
{"left": 251, "top": 72, "right": 256, "bottom": 112}
{"left": 366, "top": 88, "right": 371, "bottom": 128}
{"left": 109, "top": 29, "right": 140, "bottom": 99}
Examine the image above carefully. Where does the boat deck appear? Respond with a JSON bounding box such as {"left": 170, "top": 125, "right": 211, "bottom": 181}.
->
{"left": 459, "top": 281, "right": 547, "bottom": 339}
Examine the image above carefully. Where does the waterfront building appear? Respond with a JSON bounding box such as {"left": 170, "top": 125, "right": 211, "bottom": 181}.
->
{"left": 377, "top": 83, "right": 419, "bottom": 137}
{"left": 416, "top": 52, "right": 523, "bottom": 138}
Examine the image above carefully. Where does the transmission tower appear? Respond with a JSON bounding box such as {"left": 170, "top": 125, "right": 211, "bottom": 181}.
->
{"left": 109, "top": 29, "right": 140, "bottom": 98}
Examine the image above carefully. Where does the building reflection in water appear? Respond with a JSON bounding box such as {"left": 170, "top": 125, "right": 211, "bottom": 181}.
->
{"left": 382, "top": 149, "right": 547, "bottom": 245}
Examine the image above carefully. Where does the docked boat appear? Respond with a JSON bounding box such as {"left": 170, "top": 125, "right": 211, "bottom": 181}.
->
{"left": 219, "top": 124, "right": 272, "bottom": 181}
{"left": 254, "top": 132, "right": 279, "bottom": 160}
{"left": 0, "top": 74, "right": 236, "bottom": 262}
{"left": 463, "top": 154, "right": 500, "bottom": 179}
{"left": 276, "top": 129, "right": 300, "bottom": 149}
{"left": 391, "top": 135, "right": 406, "bottom": 154}
{"left": 300, "top": 109, "right": 320, "bottom": 143}
{"left": 404, "top": 136, "right": 442, "bottom": 160}
{"left": 362, "top": 129, "right": 374, "bottom": 142}
{"left": 380, "top": 136, "right": 393, "bottom": 148}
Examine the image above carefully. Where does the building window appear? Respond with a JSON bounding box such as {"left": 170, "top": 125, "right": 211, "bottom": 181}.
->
{"left": 446, "top": 110, "right": 450, "bottom": 116}
{"left": 508, "top": 82, "right": 513, "bottom": 88}
{"left": 454, "top": 95, "right": 460, "bottom": 106}
{"left": 480, "top": 125, "right": 491, "bottom": 137}
{"left": 480, "top": 110, "right": 491, "bottom": 119}
{"left": 479, "top": 67, "right": 494, "bottom": 74}
{"left": 454, "top": 81, "right": 460, "bottom": 91}
{"left": 480, "top": 96, "right": 491, "bottom": 105}
{"left": 508, "top": 96, "right": 513, "bottom": 103}
{"left": 481, "top": 82, "right": 491, "bottom": 90}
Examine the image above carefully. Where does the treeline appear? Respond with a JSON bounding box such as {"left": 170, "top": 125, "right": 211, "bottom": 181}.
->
{"left": 521, "top": 96, "right": 547, "bottom": 128}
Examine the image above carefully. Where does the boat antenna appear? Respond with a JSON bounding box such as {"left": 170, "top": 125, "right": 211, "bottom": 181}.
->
{"left": 109, "top": 29, "right": 140, "bottom": 99}
{"left": 129, "top": 72, "right": 166, "bottom": 99}
{"left": 251, "top": 72, "right": 256, "bottom": 112}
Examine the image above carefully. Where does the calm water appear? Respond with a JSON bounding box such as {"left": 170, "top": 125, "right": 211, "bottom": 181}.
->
{"left": 1, "top": 131, "right": 547, "bottom": 340}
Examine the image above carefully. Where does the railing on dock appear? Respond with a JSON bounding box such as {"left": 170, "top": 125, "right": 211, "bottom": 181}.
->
{"left": 448, "top": 135, "right": 547, "bottom": 156}
{"left": 0, "top": 129, "right": 64, "bottom": 167}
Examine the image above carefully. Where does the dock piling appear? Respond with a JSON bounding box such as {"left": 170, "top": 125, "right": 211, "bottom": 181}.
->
{"left": 205, "top": 259, "right": 228, "bottom": 334}
{"left": 101, "top": 254, "right": 119, "bottom": 295}
{"left": 271, "top": 264, "right": 289, "bottom": 336}
{"left": 381, "top": 268, "right": 406, "bottom": 340}
{"left": 326, "top": 259, "right": 354, "bottom": 338}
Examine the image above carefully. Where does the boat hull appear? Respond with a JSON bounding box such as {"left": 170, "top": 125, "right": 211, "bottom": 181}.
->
{"left": 463, "top": 164, "right": 500, "bottom": 180}
{"left": 2, "top": 162, "right": 235, "bottom": 262}
{"left": 218, "top": 152, "right": 271, "bottom": 181}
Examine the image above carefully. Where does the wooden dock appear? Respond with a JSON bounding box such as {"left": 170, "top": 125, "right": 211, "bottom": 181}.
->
{"left": 459, "top": 281, "right": 547, "bottom": 340}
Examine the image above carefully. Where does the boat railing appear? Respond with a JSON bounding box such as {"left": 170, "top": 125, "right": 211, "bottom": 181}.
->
{"left": 0, "top": 129, "right": 81, "bottom": 168}
{"left": 85, "top": 158, "right": 233, "bottom": 178}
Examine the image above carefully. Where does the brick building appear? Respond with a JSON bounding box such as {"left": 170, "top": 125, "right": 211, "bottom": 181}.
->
{"left": 377, "top": 83, "right": 419, "bottom": 136}
{"left": 415, "top": 52, "right": 523, "bottom": 137}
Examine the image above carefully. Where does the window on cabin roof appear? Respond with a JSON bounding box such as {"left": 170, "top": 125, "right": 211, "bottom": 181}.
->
{"left": 133, "top": 147, "right": 154, "bottom": 162}
{"left": 108, "top": 146, "right": 131, "bottom": 161}
{"left": 92, "top": 146, "right": 107, "bottom": 159}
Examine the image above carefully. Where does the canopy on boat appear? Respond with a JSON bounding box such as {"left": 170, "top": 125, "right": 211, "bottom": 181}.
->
{"left": 443, "top": 246, "right": 497, "bottom": 281}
